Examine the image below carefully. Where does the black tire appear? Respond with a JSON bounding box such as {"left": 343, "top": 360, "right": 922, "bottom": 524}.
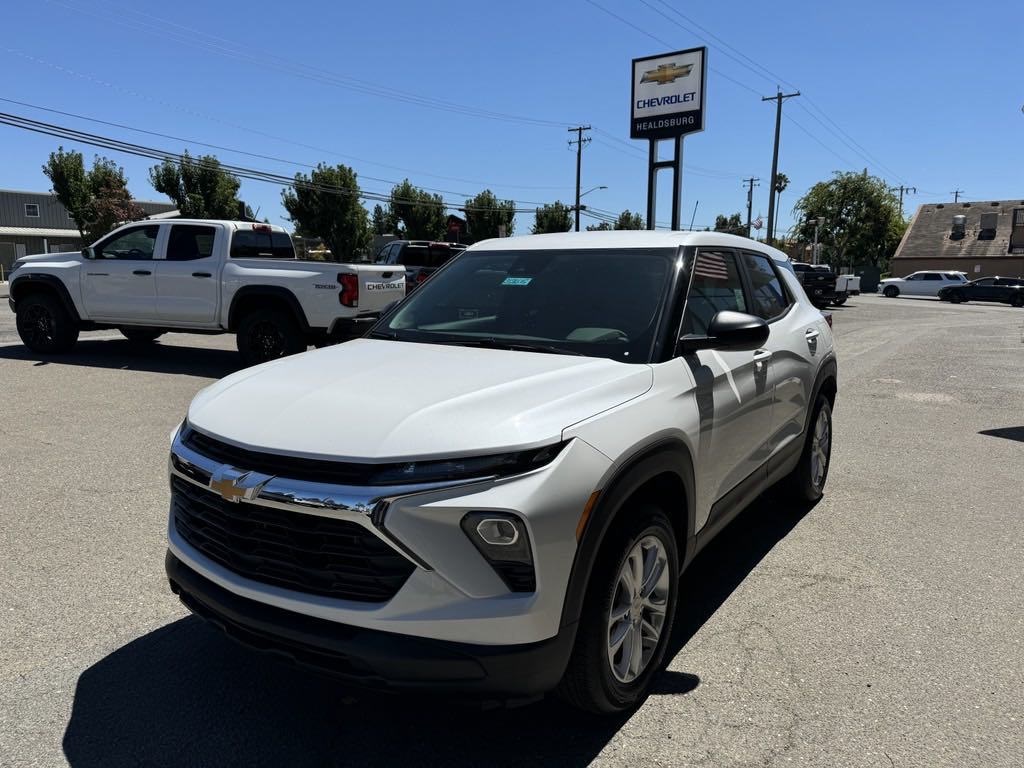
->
{"left": 831, "top": 296, "right": 847, "bottom": 306}
{"left": 15, "top": 292, "right": 79, "bottom": 354}
{"left": 949, "top": 292, "right": 965, "bottom": 304}
{"left": 883, "top": 286, "right": 899, "bottom": 298}
{"left": 782, "top": 395, "right": 833, "bottom": 503}
{"left": 119, "top": 328, "right": 164, "bottom": 343}
{"left": 557, "top": 505, "right": 680, "bottom": 714}
{"left": 236, "top": 308, "right": 306, "bottom": 366}
{"left": 1011, "top": 294, "right": 1024, "bottom": 308}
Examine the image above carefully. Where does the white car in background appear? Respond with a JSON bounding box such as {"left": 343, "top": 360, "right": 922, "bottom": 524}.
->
{"left": 877, "top": 270, "right": 967, "bottom": 298}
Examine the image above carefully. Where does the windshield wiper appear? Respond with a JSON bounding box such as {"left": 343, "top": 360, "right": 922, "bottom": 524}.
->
{"left": 367, "top": 330, "right": 399, "bottom": 340}
{"left": 436, "top": 338, "right": 586, "bottom": 356}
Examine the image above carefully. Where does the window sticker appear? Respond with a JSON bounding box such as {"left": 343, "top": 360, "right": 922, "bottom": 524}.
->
{"left": 501, "top": 276, "right": 533, "bottom": 286}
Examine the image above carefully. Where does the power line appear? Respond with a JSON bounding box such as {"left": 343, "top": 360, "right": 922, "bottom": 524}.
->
{"left": 1, "top": 51, "right": 573, "bottom": 193}
{"left": 0, "top": 111, "right": 552, "bottom": 214}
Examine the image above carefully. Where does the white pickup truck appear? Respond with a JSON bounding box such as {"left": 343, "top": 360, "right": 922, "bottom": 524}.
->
{"left": 7, "top": 219, "right": 405, "bottom": 365}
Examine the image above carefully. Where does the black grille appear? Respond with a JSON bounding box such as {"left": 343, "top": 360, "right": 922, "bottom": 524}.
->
{"left": 171, "top": 476, "right": 414, "bottom": 602}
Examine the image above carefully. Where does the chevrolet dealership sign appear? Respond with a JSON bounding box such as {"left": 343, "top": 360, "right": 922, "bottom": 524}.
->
{"left": 631, "top": 47, "right": 706, "bottom": 140}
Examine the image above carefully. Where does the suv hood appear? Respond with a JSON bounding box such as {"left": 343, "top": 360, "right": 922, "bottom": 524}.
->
{"left": 188, "top": 339, "right": 653, "bottom": 461}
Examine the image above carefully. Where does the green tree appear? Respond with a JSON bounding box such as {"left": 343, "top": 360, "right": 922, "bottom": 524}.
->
{"left": 389, "top": 179, "right": 446, "bottom": 240}
{"left": 371, "top": 203, "right": 400, "bottom": 236}
{"left": 713, "top": 212, "right": 745, "bottom": 234}
{"left": 586, "top": 221, "right": 612, "bottom": 231}
{"left": 281, "top": 163, "right": 370, "bottom": 262}
{"left": 613, "top": 210, "right": 644, "bottom": 230}
{"left": 464, "top": 189, "right": 515, "bottom": 241}
{"left": 792, "top": 171, "right": 906, "bottom": 269}
{"left": 149, "top": 151, "right": 247, "bottom": 219}
{"left": 532, "top": 201, "right": 573, "bottom": 234}
{"left": 43, "top": 147, "right": 144, "bottom": 243}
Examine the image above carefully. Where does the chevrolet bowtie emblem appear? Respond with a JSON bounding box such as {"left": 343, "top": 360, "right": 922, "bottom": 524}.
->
{"left": 208, "top": 468, "right": 260, "bottom": 503}
{"left": 641, "top": 63, "right": 693, "bottom": 85}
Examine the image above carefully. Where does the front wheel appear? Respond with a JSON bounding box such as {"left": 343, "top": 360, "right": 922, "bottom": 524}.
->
{"left": 557, "top": 505, "right": 679, "bottom": 714}
{"left": 883, "top": 286, "right": 899, "bottom": 298}
{"left": 781, "top": 395, "right": 833, "bottom": 503}
{"left": 948, "top": 292, "right": 965, "bottom": 304}
{"left": 16, "top": 293, "right": 79, "bottom": 353}
{"left": 120, "top": 328, "right": 164, "bottom": 343}
{"left": 236, "top": 309, "right": 306, "bottom": 366}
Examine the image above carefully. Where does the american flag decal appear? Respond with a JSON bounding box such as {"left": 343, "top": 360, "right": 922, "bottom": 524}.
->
{"left": 693, "top": 252, "right": 730, "bottom": 280}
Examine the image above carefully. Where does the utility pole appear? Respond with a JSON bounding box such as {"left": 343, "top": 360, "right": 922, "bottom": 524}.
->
{"left": 568, "top": 125, "right": 591, "bottom": 232}
{"left": 762, "top": 89, "right": 799, "bottom": 243}
{"left": 743, "top": 177, "right": 760, "bottom": 237}
{"left": 951, "top": 189, "right": 964, "bottom": 203}
{"left": 890, "top": 185, "right": 917, "bottom": 213}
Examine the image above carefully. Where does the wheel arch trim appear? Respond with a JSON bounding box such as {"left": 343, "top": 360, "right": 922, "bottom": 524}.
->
{"left": 227, "top": 285, "right": 310, "bottom": 333}
{"left": 10, "top": 274, "right": 82, "bottom": 322}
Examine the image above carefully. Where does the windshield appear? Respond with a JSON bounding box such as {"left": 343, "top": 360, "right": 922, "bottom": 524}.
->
{"left": 375, "top": 247, "right": 676, "bottom": 362}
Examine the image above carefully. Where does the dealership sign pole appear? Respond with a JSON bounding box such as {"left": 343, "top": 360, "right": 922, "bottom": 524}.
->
{"left": 631, "top": 46, "right": 707, "bottom": 230}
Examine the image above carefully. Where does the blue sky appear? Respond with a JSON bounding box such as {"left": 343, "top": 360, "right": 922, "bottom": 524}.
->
{"left": 3, "top": 0, "right": 1022, "bottom": 237}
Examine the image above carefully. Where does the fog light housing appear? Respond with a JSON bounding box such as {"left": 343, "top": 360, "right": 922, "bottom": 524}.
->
{"left": 460, "top": 511, "right": 535, "bottom": 593}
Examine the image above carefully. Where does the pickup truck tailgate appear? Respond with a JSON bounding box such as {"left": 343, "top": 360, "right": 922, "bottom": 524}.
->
{"left": 344, "top": 265, "right": 406, "bottom": 313}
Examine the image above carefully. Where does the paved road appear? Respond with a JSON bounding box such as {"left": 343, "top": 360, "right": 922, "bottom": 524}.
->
{"left": 1, "top": 296, "right": 1022, "bottom": 767}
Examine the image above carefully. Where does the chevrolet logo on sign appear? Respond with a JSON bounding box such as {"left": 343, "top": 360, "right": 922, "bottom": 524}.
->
{"left": 641, "top": 63, "right": 693, "bottom": 85}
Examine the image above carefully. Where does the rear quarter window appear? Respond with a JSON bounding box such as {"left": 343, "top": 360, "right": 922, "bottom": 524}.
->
{"left": 230, "top": 230, "right": 295, "bottom": 259}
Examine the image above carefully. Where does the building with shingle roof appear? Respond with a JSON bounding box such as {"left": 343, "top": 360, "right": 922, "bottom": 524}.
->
{"left": 890, "top": 199, "right": 1024, "bottom": 278}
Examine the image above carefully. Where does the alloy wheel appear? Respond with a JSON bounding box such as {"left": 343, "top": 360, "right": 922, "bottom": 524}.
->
{"left": 810, "top": 407, "right": 832, "bottom": 491}
{"left": 250, "top": 320, "right": 286, "bottom": 360}
{"left": 20, "top": 305, "right": 55, "bottom": 348}
{"left": 607, "top": 535, "right": 671, "bottom": 684}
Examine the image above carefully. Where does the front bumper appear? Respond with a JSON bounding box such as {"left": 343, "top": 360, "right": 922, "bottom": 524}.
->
{"left": 167, "top": 550, "right": 575, "bottom": 695}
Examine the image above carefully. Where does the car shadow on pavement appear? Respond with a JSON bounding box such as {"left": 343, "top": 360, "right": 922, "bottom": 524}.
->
{"left": 61, "top": 491, "right": 810, "bottom": 768}
{"left": 978, "top": 426, "right": 1024, "bottom": 443}
{"left": 0, "top": 338, "right": 242, "bottom": 379}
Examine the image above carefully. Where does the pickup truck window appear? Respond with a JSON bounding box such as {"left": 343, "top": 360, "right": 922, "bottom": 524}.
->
{"left": 96, "top": 225, "right": 159, "bottom": 260}
{"left": 380, "top": 248, "right": 674, "bottom": 362}
{"left": 167, "top": 225, "right": 216, "bottom": 261}
{"left": 230, "top": 230, "right": 295, "bottom": 259}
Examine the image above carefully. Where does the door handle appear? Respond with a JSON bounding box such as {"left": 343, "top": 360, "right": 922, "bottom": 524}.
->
{"left": 752, "top": 349, "right": 772, "bottom": 363}
{"left": 132, "top": 269, "right": 152, "bottom": 276}
{"left": 805, "top": 328, "right": 820, "bottom": 340}
{"left": 192, "top": 272, "right": 212, "bottom": 278}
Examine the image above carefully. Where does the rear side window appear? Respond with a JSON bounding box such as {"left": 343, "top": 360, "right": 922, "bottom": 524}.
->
{"left": 682, "top": 250, "right": 747, "bottom": 336}
{"left": 741, "top": 252, "right": 790, "bottom": 320}
{"left": 230, "top": 230, "right": 295, "bottom": 259}
{"left": 923, "top": 273, "right": 942, "bottom": 281}
{"left": 944, "top": 273, "right": 964, "bottom": 281}
{"left": 166, "top": 225, "right": 216, "bottom": 261}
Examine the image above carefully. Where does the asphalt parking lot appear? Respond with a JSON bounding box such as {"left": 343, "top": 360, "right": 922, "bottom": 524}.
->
{"left": 1, "top": 294, "right": 1022, "bottom": 767}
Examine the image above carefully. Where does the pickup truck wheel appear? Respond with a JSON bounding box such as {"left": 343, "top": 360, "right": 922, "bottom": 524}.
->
{"left": 237, "top": 309, "right": 306, "bottom": 366}
{"left": 16, "top": 293, "right": 79, "bottom": 353}
{"left": 883, "top": 286, "right": 899, "bottom": 298}
{"left": 557, "top": 505, "right": 679, "bottom": 714}
{"left": 781, "top": 395, "right": 833, "bottom": 503}
{"left": 831, "top": 296, "right": 847, "bottom": 306}
{"left": 119, "top": 328, "right": 163, "bottom": 343}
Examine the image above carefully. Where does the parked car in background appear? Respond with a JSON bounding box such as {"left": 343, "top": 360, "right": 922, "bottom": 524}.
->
{"left": 877, "top": 270, "right": 967, "bottom": 298}
{"left": 376, "top": 240, "right": 467, "bottom": 293}
{"left": 791, "top": 262, "right": 847, "bottom": 308}
{"left": 166, "top": 231, "right": 838, "bottom": 713}
{"left": 8, "top": 220, "right": 405, "bottom": 366}
{"left": 938, "top": 276, "right": 1024, "bottom": 307}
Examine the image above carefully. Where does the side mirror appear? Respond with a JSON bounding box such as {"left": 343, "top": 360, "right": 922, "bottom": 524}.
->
{"left": 679, "top": 310, "right": 769, "bottom": 353}
{"left": 81, "top": 247, "right": 96, "bottom": 260}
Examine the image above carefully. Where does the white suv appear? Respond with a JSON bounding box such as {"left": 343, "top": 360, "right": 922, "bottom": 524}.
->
{"left": 166, "top": 231, "right": 838, "bottom": 712}
{"left": 877, "top": 270, "right": 967, "bottom": 298}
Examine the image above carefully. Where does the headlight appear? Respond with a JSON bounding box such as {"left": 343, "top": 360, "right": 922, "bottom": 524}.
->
{"left": 370, "top": 442, "right": 567, "bottom": 485}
